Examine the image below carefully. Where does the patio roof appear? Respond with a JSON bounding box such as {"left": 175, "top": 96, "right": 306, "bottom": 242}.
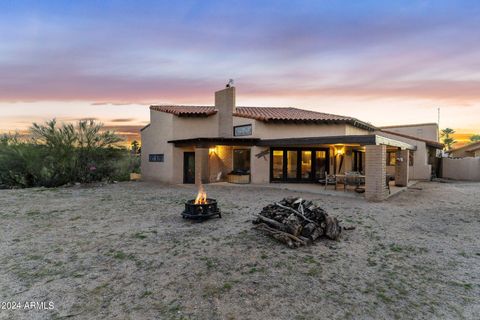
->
{"left": 168, "top": 135, "right": 416, "bottom": 150}
{"left": 168, "top": 137, "right": 260, "bottom": 147}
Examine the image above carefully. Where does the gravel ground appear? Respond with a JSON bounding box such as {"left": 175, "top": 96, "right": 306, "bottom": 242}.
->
{"left": 0, "top": 181, "right": 479, "bottom": 320}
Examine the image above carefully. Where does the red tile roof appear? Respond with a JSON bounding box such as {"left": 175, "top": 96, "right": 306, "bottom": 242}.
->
{"left": 150, "top": 105, "right": 217, "bottom": 117}
{"left": 150, "top": 105, "right": 376, "bottom": 130}
{"left": 234, "top": 107, "right": 351, "bottom": 122}
{"left": 449, "top": 140, "right": 480, "bottom": 152}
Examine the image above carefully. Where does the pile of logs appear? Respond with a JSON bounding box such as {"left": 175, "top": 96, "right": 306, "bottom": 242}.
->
{"left": 252, "top": 197, "right": 342, "bottom": 248}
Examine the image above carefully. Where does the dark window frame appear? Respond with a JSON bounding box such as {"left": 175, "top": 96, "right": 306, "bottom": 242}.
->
{"left": 269, "top": 147, "right": 329, "bottom": 183}
{"left": 149, "top": 154, "right": 164, "bottom": 162}
{"left": 386, "top": 151, "right": 396, "bottom": 166}
{"left": 233, "top": 124, "right": 253, "bottom": 137}
{"left": 232, "top": 148, "right": 251, "bottom": 173}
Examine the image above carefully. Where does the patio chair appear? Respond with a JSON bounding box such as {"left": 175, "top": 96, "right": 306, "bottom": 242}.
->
{"left": 386, "top": 174, "right": 394, "bottom": 194}
{"left": 344, "top": 171, "right": 361, "bottom": 191}
{"left": 319, "top": 174, "right": 337, "bottom": 190}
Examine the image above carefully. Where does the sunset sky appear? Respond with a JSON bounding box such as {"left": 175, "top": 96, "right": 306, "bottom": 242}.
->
{"left": 1, "top": 0, "right": 479, "bottom": 145}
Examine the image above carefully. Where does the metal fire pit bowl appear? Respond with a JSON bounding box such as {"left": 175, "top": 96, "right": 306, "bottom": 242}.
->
{"left": 182, "top": 198, "right": 222, "bottom": 220}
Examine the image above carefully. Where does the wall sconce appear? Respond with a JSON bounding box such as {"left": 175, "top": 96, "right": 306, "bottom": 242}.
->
{"left": 335, "top": 146, "right": 344, "bottom": 156}
{"left": 209, "top": 147, "right": 217, "bottom": 156}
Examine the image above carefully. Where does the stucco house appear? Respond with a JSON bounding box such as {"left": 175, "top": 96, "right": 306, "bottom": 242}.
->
{"left": 141, "top": 86, "right": 443, "bottom": 201}
{"left": 377, "top": 123, "right": 443, "bottom": 179}
{"left": 448, "top": 141, "right": 480, "bottom": 158}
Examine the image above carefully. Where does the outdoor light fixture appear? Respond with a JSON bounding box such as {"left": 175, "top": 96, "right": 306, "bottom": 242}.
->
{"left": 209, "top": 147, "right": 217, "bottom": 155}
{"left": 335, "top": 146, "right": 344, "bottom": 156}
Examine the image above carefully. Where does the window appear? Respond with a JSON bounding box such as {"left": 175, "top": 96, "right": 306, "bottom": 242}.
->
{"left": 386, "top": 151, "right": 396, "bottom": 166}
{"left": 233, "top": 149, "right": 250, "bottom": 173}
{"left": 301, "top": 151, "right": 312, "bottom": 179}
{"left": 233, "top": 124, "right": 252, "bottom": 137}
{"left": 149, "top": 154, "right": 164, "bottom": 162}
{"left": 287, "top": 151, "right": 298, "bottom": 179}
{"left": 315, "top": 151, "right": 327, "bottom": 179}
{"left": 272, "top": 150, "right": 284, "bottom": 179}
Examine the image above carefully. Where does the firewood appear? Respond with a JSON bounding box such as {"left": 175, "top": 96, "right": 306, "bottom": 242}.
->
{"left": 284, "top": 214, "right": 303, "bottom": 237}
{"left": 301, "top": 223, "right": 316, "bottom": 237}
{"left": 253, "top": 197, "right": 346, "bottom": 247}
{"left": 254, "top": 215, "right": 290, "bottom": 233}
{"left": 274, "top": 202, "right": 317, "bottom": 225}
{"left": 254, "top": 223, "right": 306, "bottom": 248}
{"left": 325, "top": 216, "right": 341, "bottom": 240}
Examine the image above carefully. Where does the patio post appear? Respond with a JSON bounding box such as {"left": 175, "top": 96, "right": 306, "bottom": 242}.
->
{"left": 195, "top": 147, "right": 210, "bottom": 185}
{"left": 365, "top": 145, "right": 388, "bottom": 201}
{"left": 395, "top": 149, "right": 409, "bottom": 187}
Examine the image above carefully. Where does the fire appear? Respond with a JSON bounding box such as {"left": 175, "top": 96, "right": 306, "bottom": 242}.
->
{"left": 194, "top": 184, "right": 207, "bottom": 204}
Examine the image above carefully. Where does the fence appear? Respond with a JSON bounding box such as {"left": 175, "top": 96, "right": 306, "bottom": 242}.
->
{"left": 442, "top": 157, "right": 480, "bottom": 181}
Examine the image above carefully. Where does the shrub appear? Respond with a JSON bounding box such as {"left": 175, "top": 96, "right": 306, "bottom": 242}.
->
{"left": 0, "top": 119, "right": 137, "bottom": 188}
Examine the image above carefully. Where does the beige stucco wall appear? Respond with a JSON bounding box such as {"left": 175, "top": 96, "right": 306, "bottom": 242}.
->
{"left": 442, "top": 157, "right": 480, "bottom": 181}
{"left": 233, "top": 116, "right": 371, "bottom": 139}
{"left": 141, "top": 110, "right": 221, "bottom": 183}
{"left": 250, "top": 146, "right": 270, "bottom": 184}
{"left": 377, "top": 131, "right": 431, "bottom": 180}
{"left": 172, "top": 115, "right": 219, "bottom": 139}
{"left": 381, "top": 123, "right": 438, "bottom": 142}
{"left": 140, "top": 111, "right": 175, "bottom": 182}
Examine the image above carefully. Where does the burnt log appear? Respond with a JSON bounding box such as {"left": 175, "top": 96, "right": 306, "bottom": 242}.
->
{"left": 325, "top": 216, "right": 341, "bottom": 240}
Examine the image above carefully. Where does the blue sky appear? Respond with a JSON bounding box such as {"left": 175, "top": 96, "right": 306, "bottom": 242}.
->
{"left": 1, "top": 0, "right": 479, "bottom": 140}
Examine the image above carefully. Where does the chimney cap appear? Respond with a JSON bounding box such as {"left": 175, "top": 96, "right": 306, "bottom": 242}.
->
{"left": 226, "top": 79, "right": 234, "bottom": 88}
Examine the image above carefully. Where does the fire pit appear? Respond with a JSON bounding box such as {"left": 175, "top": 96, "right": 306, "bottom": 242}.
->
{"left": 182, "top": 185, "right": 221, "bottom": 220}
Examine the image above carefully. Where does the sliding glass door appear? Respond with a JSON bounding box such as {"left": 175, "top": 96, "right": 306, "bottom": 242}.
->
{"left": 270, "top": 148, "right": 329, "bottom": 182}
{"left": 272, "top": 150, "right": 284, "bottom": 179}
{"left": 286, "top": 150, "right": 298, "bottom": 180}
{"left": 315, "top": 151, "right": 327, "bottom": 179}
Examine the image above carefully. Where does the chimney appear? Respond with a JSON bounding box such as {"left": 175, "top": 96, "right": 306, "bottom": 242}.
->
{"left": 215, "top": 86, "right": 236, "bottom": 137}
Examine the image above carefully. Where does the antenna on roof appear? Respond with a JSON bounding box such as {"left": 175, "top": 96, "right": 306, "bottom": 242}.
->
{"left": 226, "top": 79, "right": 234, "bottom": 88}
{"left": 437, "top": 107, "right": 440, "bottom": 127}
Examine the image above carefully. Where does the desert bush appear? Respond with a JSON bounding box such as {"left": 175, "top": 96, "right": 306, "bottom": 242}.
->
{"left": 0, "top": 119, "right": 137, "bottom": 188}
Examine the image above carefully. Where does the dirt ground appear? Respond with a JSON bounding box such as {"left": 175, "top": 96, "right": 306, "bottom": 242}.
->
{"left": 0, "top": 181, "right": 479, "bottom": 320}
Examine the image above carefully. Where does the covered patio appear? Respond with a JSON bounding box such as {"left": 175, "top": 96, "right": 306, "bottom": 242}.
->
{"left": 168, "top": 134, "right": 416, "bottom": 201}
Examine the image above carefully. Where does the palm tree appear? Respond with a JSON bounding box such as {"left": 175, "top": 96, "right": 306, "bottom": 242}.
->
{"left": 470, "top": 134, "right": 480, "bottom": 142}
{"left": 441, "top": 128, "right": 456, "bottom": 151}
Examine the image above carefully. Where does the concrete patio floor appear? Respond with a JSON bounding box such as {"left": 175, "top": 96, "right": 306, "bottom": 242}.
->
{"left": 209, "top": 180, "right": 418, "bottom": 200}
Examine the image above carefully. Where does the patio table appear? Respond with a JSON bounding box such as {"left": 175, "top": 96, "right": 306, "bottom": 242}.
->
{"left": 335, "top": 174, "right": 366, "bottom": 191}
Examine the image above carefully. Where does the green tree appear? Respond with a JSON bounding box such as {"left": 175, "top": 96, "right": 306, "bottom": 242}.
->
{"left": 130, "top": 140, "right": 140, "bottom": 155}
{"left": 470, "top": 134, "right": 480, "bottom": 142}
{"left": 441, "top": 128, "right": 456, "bottom": 151}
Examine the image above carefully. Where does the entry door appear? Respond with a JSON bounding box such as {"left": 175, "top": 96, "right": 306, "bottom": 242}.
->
{"left": 183, "top": 152, "right": 195, "bottom": 184}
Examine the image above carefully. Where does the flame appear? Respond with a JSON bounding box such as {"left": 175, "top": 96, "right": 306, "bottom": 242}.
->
{"left": 194, "top": 184, "right": 207, "bottom": 204}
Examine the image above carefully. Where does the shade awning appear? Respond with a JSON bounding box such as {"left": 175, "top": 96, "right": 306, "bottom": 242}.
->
{"left": 168, "top": 135, "right": 415, "bottom": 150}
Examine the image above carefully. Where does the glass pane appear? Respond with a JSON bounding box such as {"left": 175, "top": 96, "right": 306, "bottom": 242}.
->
{"left": 287, "top": 151, "right": 298, "bottom": 179}
{"left": 301, "top": 151, "right": 312, "bottom": 179}
{"left": 233, "top": 149, "right": 251, "bottom": 173}
{"left": 315, "top": 151, "right": 327, "bottom": 179}
{"left": 272, "top": 150, "right": 284, "bottom": 179}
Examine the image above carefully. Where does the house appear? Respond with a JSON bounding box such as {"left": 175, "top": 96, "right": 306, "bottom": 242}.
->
{"left": 376, "top": 123, "right": 443, "bottom": 179}
{"left": 141, "top": 86, "right": 443, "bottom": 201}
{"left": 448, "top": 141, "right": 480, "bottom": 158}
